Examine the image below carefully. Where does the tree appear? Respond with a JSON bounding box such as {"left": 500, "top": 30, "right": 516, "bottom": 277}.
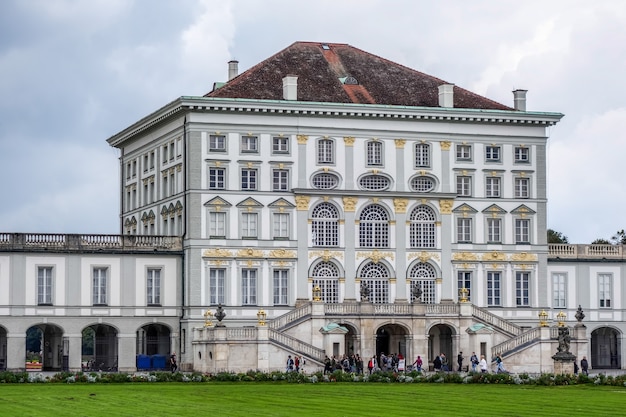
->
{"left": 592, "top": 238, "right": 611, "bottom": 244}
{"left": 547, "top": 229, "right": 569, "bottom": 244}
{"left": 611, "top": 229, "right": 626, "bottom": 245}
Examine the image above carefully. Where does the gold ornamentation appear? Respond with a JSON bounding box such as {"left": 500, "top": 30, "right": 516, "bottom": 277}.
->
{"left": 395, "top": 139, "right": 406, "bottom": 149}
{"left": 297, "top": 135, "right": 308, "bottom": 144}
{"left": 439, "top": 199, "right": 454, "bottom": 214}
{"left": 510, "top": 252, "right": 538, "bottom": 262}
{"left": 440, "top": 141, "right": 451, "bottom": 150}
{"left": 203, "top": 309, "right": 214, "bottom": 327}
{"left": 268, "top": 249, "right": 297, "bottom": 258}
{"left": 452, "top": 252, "right": 478, "bottom": 261}
{"left": 408, "top": 251, "right": 441, "bottom": 263}
{"left": 209, "top": 260, "right": 225, "bottom": 266}
{"left": 393, "top": 198, "right": 408, "bottom": 214}
{"left": 256, "top": 309, "right": 267, "bottom": 326}
{"left": 312, "top": 285, "right": 322, "bottom": 302}
{"left": 357, "top": 249, "right": 394, "bottom": 263}
{"left": 343, "top": 197, "right": 357, "bottom": 212}
{"left": 215, "top": 161, "right": 221, "bottom": 167}
{"left": 203, "top": 248, "right": 233, "bottom": 258}
{"left": 344, "top": 136, "right": 355, "bottom": 146}
{"left": 309, "top": 250, "right": 343, "bottom": 262}
{"left": 539, "top": 310, "right": 549, "bottom": 327}
{"left": 236, "top": 248, "right": 264, "bottom": 258}
{"left": 295, "top": 195, "right": 310, "bottom": 211}
{"left": 459, "top": 287, "right": 469, "bottom": 303}
{"left": 482, "top": 251, "right": 506, "bottom": 261}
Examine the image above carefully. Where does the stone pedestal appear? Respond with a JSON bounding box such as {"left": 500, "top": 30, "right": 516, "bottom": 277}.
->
{"left": 552, "top": 352, "right": 576, "bottom": 375}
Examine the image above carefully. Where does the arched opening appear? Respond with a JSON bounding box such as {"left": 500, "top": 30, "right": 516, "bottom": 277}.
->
{"left": 26, "top": 324, "right": 64, "bottom": 371}
{"left": 375, "top": 324, "right": 409, "bottom": 370}
{"left": 591, "top": 327, "right": 621, "bottom": 369}
{"left": 136, "top": 324, "right": 172, "bottom": 370}
{"left": 81, "top": 324, "right": 118, "bottom": 372}
{"left": 428, "top": 324, "right": 455, "bottom": 371}
{"left": 0, "top": 326, "right": 7, "bottom": 370}
{"left": 337, "top": 323, "right": 359, "bottom": 356}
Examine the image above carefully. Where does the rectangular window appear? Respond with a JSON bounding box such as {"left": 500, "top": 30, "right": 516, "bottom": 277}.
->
{"left": 92, "top": 267, "right": 108, "bottom": 305}
{"left": 552, "top": 273, "right": 566, "bottom": 308}
{"left": 209, "top": 269, "right": 225, "bottom": 305}
{"left": 599, "top": 273, "right": 612, "bottom": 308}
{"left": 241, "top": 168, "right": 257, "bottom": 191}
{"left": 208, "top": 168, "right": 225, "bottom": 189}
{"left": 515, "top": 178, "right": 530, "bottom": 198}
{"left": 209, "top": 135, "right": 226, "bottom": 151}
{"left": 514, "top": 146, "right": 530, "bottom": 163}
{"left": 456, "top": 176, "right": 472, "bottom": 196}
{"left": 241, "top": 213, "right": 258, "bottom": 238}
{"left": 487, "top": 218, "right": 501, "bottom": 243}
{"left": 516, "top": 272, "right": 530, "bottom": 306}
{"left": 486, "top": 177, "right": 501, "bottom": 198}
{"left": 485, "top": 145, "right": 501, "bottom": 162}
{"left": 162, "top": 145, "right": 168, "bottom": 163}
{"left": 273, "top": 213, "right": 290, "bottom": 239}
{"left": 515, "top": 219, "right": 530, "bottom": 244}
{"left": 415, "top": 143, "right": 430, "bottom": 167}
{"left": 272, "top": 169, "right": 289, "bottom": 191}
{"left": 143, "top": 154, "right": 149, "bottom": 172}
{"left": 241, "top": 135, "right": 258, "bottom": 153}
{"left": 209, "top": 212, "right": 226, "bottom": 237}
{"left": 487, "top": 272, "right": 501, "bottom": 306}
{"left": 312, "top": 279, "right": 339, "bottom": 304}
{"left": 272, "top": 136, "right": 289, "bottom": 154}
{"left": 150, "top": 151, "right": 155, "bottom": 170}
{"left": 241, "top": 269, "right": 257, "bottom": 305}
{"left": 273, "top": 270, "right": 288, "bottom": 305}
{"left": 458, "top": 271, "right": 472, "bottom": 302}
{"left": 37, "top": 266, "right": 53, "bottom": 305}
{"left": 457, "top": 218, "right": 472, "bottom": 243}
{"left": 456, "top": 144, "right": 472, "bottom": 161}
{"left": 317, "top": 139, "right": 334, "bottom": 164}
{"left": 147, "top": 268, "right": 161, "bottom": 306}
{"left": 366, "top": 141, "right": 383, "bottom": 166}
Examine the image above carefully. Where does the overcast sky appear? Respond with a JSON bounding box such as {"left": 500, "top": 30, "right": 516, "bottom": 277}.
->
{"left": 1, "top": 0, "right": 624, "bottom": 243}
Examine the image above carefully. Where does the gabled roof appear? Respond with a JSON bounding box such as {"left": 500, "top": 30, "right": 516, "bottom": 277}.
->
{"left": 206, "top": 41, "right": 512, "bottom": 110}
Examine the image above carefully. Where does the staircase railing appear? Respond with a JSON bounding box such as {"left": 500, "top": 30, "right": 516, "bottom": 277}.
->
{"left": 472, "top": 305, "right": 521, "bottom": 337}
{"left": 268, "top": 329, "right": 326, "bottom": 363}
{"left": 268, "top": 303, "right": 312, "bottom": 330}
{"left": 491, "top": 327, "right": 541, "bottom": 358}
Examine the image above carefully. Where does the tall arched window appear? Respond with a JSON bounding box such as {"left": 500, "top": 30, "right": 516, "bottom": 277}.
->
{"left": 409, "top": 262, "right": 436, "bottom": 304}
{"left": 359, "top": 262, "right": 390, "bottom": 304}
{"left": 311, "top": 203, "right": 339, "bottom": 246}
{"left": 359, "top": 204, "right": 389, "bottom": 247}
{"left": 409, "top": 205, "right": 436, "bottom": 248}
{"left": 311, "top": 261, "right": 340, "bottom": 303}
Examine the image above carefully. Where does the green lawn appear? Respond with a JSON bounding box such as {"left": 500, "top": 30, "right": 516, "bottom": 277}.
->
{"left": 0, "top": 383, "right": 623, "bottom": 416}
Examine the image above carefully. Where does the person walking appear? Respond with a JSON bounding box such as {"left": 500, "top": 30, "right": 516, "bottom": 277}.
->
{"left": 479, "top": 355, "right": 488, "bottom": 373}
{"left": 457, "top": 352, "right": 464, "bottom": 372}
{"left": 413, "top": 355, "right": 423, "bottom": 372}
{"left": 495, "top": 354, "right": 506, "bottom": 373}
{"left": 470, "top": 352, "right": 479, "bottom": 372}
{"left": 581, "top": 356, "right": 589, "bottom": 375}
{"left": 170, "top": 352, "right": 178, "bottom": 373}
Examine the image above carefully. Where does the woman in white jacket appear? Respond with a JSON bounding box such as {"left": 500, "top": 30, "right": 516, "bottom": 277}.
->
{"left": 479, "top": 355, "right": 488, "bottom": 373}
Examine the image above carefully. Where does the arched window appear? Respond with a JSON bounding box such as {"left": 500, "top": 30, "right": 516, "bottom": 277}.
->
{"left": 359, "top": 262, "right": 390, "bottom": 304}
{"left": 409, "top": 205, "right": 436, "bottom": 248}
{"left": 408, "top": 262, "right": 436, "bottom": 304}
{"left": 311, "top": 203, "right": 339, "bottom": 246}
{"left": 359, "top": 205, "right": 389, "bottom": 247}
{"left": 311, "top": 261, "right": 340, "bottom": 303}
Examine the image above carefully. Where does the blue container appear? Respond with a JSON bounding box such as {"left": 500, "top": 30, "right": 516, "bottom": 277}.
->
{"left": 136, "top": 354, "right": 151, "bottom": 370}
{"left": 151, "top": 354, "right": 167, "bottom": 370}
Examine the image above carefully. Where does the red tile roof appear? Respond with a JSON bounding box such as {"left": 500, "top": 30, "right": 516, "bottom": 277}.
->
{"left": 206, "top": 41, "right": 513, "bottom": 110}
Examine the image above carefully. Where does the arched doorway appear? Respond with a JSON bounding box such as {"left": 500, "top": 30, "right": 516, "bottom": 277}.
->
{"left": 136, "top": 324, "right": 172, "bottom": 371}
{"left": 0, "top": 326, "right": 6, "bottom": 370}
{"left": 337, "top": 323, "right": 359, "bottom": 356}
{"left": 82, "top": 324, "right": 118, "bottom": 371}
{"left": 375, "top": 324, "right": 409, "bottom": 359}
{"left": 591, "top": 327, "right": 621, "bottom": 369}
{"left": 428, "top": 324, "right": 455, "bottom": 369}
{"left": 26, "top": 324, "right": 64, "bottom": 371}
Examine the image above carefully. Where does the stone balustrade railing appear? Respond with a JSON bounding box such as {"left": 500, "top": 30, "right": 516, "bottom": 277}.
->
{"left": 269, "top": 303, "right": 312, "bottom": 330}
{"left": 491, "top": 327, "right": 541, "bottom": 358}
{"left": 549, "top": 244, "right": 624, "bottom": 259}
{"left": 425, "top": 304, "right": 460, "bottom": 315}
{"left": 0, "top": 233, "right": 182, "bottom": 251}
{"left": 269, "top": 329, "right": 326, "bottom": 363}
{"left": 471, "top": 305, "right": 521, "bottom": 336}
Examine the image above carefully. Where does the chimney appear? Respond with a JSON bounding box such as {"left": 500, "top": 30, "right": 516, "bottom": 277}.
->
{"left": 513, "top": 89, "right": 528, "bottom": 111}
{"left": 283, "top": 75, "right": 298, "bottom": 100}
{"left": 438, "top": 84, "right": 454, "bottom": 108}
{"left": 228, "top": 60, "right": 239, "bottom": 81}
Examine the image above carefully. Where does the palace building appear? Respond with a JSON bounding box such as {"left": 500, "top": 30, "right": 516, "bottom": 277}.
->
{"left": 0, "top": 42, "right": 623, "bottom": 373}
